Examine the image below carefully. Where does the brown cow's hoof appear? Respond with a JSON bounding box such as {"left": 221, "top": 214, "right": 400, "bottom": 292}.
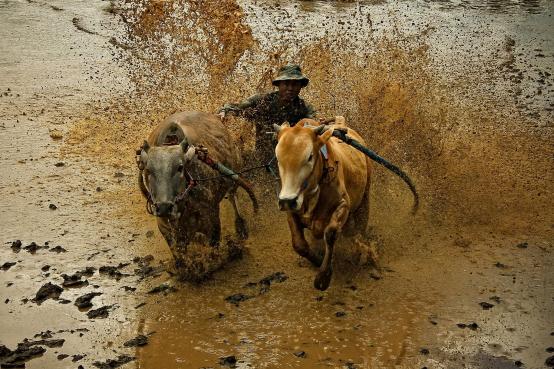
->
{"left": 314, "top": 271, "right": 332, "bottom": 291}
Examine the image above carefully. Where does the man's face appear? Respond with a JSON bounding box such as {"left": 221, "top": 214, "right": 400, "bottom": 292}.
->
{"left": 278, "top": 80, "right": 303, "bottom": 103}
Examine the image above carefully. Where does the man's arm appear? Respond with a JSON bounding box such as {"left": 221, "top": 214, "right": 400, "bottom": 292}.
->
{"left": 218, "top": 94, "right": 263, "bottom": 119}
{"left": 304, "top": 101, "right": 317, "bottom": 119}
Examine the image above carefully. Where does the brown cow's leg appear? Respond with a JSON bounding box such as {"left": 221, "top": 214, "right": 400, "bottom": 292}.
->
{"left": 288, "top": 214, "right": 322, "bottom": 267}
{"left": 314, "top": 201, "right": 350, "bottom": 291}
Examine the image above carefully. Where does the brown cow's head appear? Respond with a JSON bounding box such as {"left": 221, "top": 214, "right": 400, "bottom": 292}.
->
{"left": 274, "top": 120, "right": 333, "bottom": 212}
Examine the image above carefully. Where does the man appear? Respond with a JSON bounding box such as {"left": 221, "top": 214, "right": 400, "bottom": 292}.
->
{"left": 218, "top": 64, "right": 316, "bottom": 161}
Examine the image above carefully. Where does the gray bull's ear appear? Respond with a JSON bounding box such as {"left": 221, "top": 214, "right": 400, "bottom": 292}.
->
{"left": 142, "top": 140, "right": 150, "bottom": 152}
{"left": 140, "top": 141, "right": 149, "bottom": 166}
{"left": 180, "top": 136, "right": 189, "bottom": 152}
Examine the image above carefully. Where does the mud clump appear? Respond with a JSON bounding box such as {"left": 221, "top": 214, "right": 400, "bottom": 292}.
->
{"left": 225, "top": 293, "right": 252, "bottom": 306}
{"left": 99, "top": 265, "right": 130, "bottom": 280}
{"left": 75, "top": 292, "right": 102, "bottom": 309}
{"left": 92, "top": 355, "right": 135, "bottom": 369}
{"left": 479, "top": 302, "right": 494, "bottom": 310}
{"left": 457, "top": 322, "right": 479, "bottom": 330}
{"left": 86, "top": 305, "right": 114, "bottom": 319}
{"left": 1, "top": 262, "right": 16, "bottom": 271}
{"left": 10, "top": 240, "right": 22, "bottom": 252}
{"left": 0, "top": 345, "right": 45, "bottom": 368}
{"left": 219, "top": 355, "right": 237, "bottom": 367}
{"left": 49, "top": 245, "right": 67, "bottom": 253}
{"left": 61, "top": 273, "right": 89, "bottom": 288}
{"left": 123, "top": 335, "right": 148, "bottom": 347}
{"left": 147, "top": 283, "right": 177, "bottom": 295}
{"left": 34, "top": 282, "right": 63, "bottom": 304}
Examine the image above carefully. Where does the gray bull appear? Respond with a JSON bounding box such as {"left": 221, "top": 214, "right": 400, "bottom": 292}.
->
{"left": 138, "top": 111, "right": 257, "bottom": 266}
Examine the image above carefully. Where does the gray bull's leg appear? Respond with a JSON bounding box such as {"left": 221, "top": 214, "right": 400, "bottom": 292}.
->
{"left": 207, "top": 206, "right": 222, "bottom": 246}
{"left": 314, "top": 200, "right": 350, "bottom": 291}
{"left": 228, "top": 187, "right": 248, "bottom": 240}
{"left": 288, "top": 213, "right": 323, "bottom": 267}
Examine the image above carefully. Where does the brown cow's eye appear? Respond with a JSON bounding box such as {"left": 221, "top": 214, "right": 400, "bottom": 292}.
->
{"left": 308, "top": 153, "right": 313, "bottom": 162}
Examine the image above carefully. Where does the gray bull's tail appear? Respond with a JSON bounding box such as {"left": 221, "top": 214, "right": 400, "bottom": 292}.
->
{"left": 214, "top": 162, "right": 259, "bottom": 213}
{"left": 331, "top": 128, "right": 419, "bottom": 215}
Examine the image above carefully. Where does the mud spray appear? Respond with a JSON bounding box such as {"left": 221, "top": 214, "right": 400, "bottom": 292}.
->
{"left": 55, "top": 0, "right": 553, "bottom": 368}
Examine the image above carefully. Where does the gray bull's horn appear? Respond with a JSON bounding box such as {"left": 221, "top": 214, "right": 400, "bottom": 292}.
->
{"left": 215, "top": 162, "right": 259, "bottom": 212}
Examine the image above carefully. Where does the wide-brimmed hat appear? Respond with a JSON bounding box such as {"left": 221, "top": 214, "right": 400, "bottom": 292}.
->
{"left": 272, "top": 64, "right": 309, "bottom": 87}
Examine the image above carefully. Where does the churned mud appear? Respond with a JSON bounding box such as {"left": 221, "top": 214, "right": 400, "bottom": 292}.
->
{"left": 1, "top": 0, "right": 553, "bottom": 369}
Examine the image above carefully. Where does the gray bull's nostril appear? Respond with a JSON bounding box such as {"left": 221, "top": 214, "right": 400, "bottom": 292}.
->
{"left": 155, "top": 202, "right": 174, "bottom": 217}
{"left": 278, "top": 197, "right": 297, "bottom": 211}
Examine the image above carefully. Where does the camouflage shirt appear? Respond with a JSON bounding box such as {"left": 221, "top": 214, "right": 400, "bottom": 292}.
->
{"left": 219, "top": 91, "right": 316, "bottom": 128}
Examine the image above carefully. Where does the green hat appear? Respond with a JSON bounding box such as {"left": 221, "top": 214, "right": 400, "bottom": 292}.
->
{"left": 272, "top": 64, "right": 309, "bottom": 87}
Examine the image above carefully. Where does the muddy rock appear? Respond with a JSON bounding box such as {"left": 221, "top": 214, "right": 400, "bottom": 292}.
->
{"left": 41, "top": 265, "right": 50, "bottom": 272}
{"left": 72, "top": 354, "right": 85, "bottom": 362}
{"left": 49, "top": 203, "right": 57, "bottom": 210}
{"left": 10, "top": 240, "right": 22, "bottom": 252}
{"left": 0, "top": 345, "right": 45, "bottom": 367}
{"left": 147, "top": 283, "right": 177, "bottom": 294}
{"left": 335, "top": 311, "right": 347, "bottom": 317}
{"left": 86, "top": 305, "right": 114, "bottom": 319}
{"left": 293, "top": 351, "right": 306, "bottom": 358}
{"left": 34, "top": 282, "right": 63, "bottom": 304}
{"left": 57, "top": 353, "right": 69, "bottom": 360}
{"left": 76, "top": 266, "right": 96, "bottom": 277}
{"left": 479, "top": 302, "right": 494, "bottom": 310}
{"left": 420, "top": 348, "right": 430, "bottom": 355}
{"left": 546, "top": 356, "right": 554, "bottom": 367}
{"left": 225, "top": 293, "right": 252, "bottom": 306}
{"left": 1, "top": 262, "right": 16, "bottom": 271}
{"left": 457, "top": 322, "right": 479, "bottom": 330}
{"left": 516, "top": 242, "right": 528, "bottom": 249}
{"left": 23, "top": 242, "right": 45, "bottom": 254}
{"left": 49, "top": 245, "right": 67, "bottom": 253}
{"left": 547, "top": 347, "right": 554, "bottom": 353}
{"left": 219, "top": 355, "right": 237, "bottom": 367}
{"left": 20, "top": 338, "right": 64, "bottom": 348}
{"left": 61, "top": 273, "right": 88, "bottom": 288}
{"left": 75, "top": 292, "right": 102, "bottom": 309}
{"left": 92, "top": 354, "right": 135, "bottom": 369}
{"left": 123, "top": 335, "right": 148, "bottom": 347}
{"left": 99, "top": 265, "right": 130, "bottom": 280}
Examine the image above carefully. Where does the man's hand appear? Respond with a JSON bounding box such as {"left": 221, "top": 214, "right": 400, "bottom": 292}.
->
{"left": 218, "top": 111, "right": 226, "bottom": 121}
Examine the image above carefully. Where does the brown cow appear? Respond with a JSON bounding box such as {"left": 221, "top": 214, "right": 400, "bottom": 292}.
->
{"left": 274, "top": 117, "right": 372, "bottom": 290}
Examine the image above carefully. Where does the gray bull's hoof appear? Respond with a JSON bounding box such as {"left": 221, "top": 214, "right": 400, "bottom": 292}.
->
{"left": 314, "top": 268, "right": 332, "bottom": 291}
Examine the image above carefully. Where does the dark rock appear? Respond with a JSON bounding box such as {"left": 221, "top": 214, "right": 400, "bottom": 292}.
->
{"left": 0, "top": 345, "right": 45, "bottom": 367}
{"left": 122, "top": 286, "right": 136, "bottom": 292}
{"left": 219, "top": 355, "right": 237, "bottom": 367}
{"left": 420, "top": 348, "right": 430, "bottom": 355}
{"left": 135, "top": 302, "right": 146, "bottom": 309}
{"left": 75, "top": 292, "right": 102, "bottom": 309}
{"left": 33, "top": 331, "right": 53, "bottom": 339}
{"left": 494, "top": 262, "right": 508, "bottom": 269}
{"left": 49, "top": 246, "right": 66, "bottom": 253}
{"left": 516, "top": 242, "right": 528, "bottom": 249}
{"left": 293, "top": 351, "right": 306, "bottom": 358}
{"left": 23, "top": 242, "right": 44, "bottom": 254}
{"left": 54, "top": 162, "right": 65, "bottom": 167}
{"left": 92, "top": 355, "right": 135, "bottom": 369}
{"left": 335, "top": 311, "right": 347, "bottom": 317}
{"left": 546, "top": 356, "right": 554, "bottom": 367}
{"left": 457, "top": 322, "right": 479, "bottom": 330}
{"left": 147, "top": 284, "right": 177, "bottom": 294}
{"left": 490, "top": 296, "right": 502, "bottom": 304}
{"left": 479, "top": 302, "right": 494, "bottom": 310}
{"left": 99, "top": 266, "right": 130, "bottom": 280}
{"left": 49, "top": 203, "right": 57, "bottom": 210}
{"left": 61, "top": 273, "right": 88, "bottom": 288}
{"left": 20, "top": 338, "right": 64, "bottom": 348}
{"left": 10, "top": 240, "right": 22, "bottom": 252}
{"left": 77, "top": 267, "right": 96, "bottom": 277}
{"left": 86, "top": 305, "right": 113, "bottom": 319}
{"left": 1, "top": 262, "right": 16, "bottom": 271}
{"left": 225, "top": 293, "right": 252, "bottom": 306}
{"left": 41, "top": 265, "right": 50, "bottom": 272}
{"left": 0, "top": 345, "right": 11, "bottom": 357}
{"left": 123, "top": 335, "right": 148, "bottom": 347}
{"left": 58, "top": 299, "right": 71, "bottom": 304}
{"left": 514, "top": 360, "right": 523, "bottom": 367}
{"left": 72, "top": 354, "right": 84, "bottom": 362}
{"left": 547, "top": 347, "right": 554, "bottom": 353}
{"left": 34, "top": 282, "right": 63, "bottom": 304}
{"left": 113, "top": 172, "right": 125, "bottom": 178}
{"left": 57, "top": 354, "right": 69, "bottom": 360}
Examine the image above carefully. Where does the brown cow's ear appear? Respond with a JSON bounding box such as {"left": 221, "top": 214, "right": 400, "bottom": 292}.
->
{"left": 319, "top": 128, "right": 333, "bottom": 143}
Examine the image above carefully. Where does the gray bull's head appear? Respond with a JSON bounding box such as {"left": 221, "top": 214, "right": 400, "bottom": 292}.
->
{"left": 140, "top": 136, "right": 196, "bottom": 219}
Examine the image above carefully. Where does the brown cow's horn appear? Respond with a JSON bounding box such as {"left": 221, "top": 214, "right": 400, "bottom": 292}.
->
{"left": 312, "top": 125, "right": 327, "bottom": 136}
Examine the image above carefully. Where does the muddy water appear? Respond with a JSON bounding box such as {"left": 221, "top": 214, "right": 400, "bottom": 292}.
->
{"left": 1, "top": 0, "right": 553, "bottom": 369}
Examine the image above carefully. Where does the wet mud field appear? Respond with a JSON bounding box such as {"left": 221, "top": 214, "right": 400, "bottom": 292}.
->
{"left": 1, "top": 0, "right": 553, "bottom": 368}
